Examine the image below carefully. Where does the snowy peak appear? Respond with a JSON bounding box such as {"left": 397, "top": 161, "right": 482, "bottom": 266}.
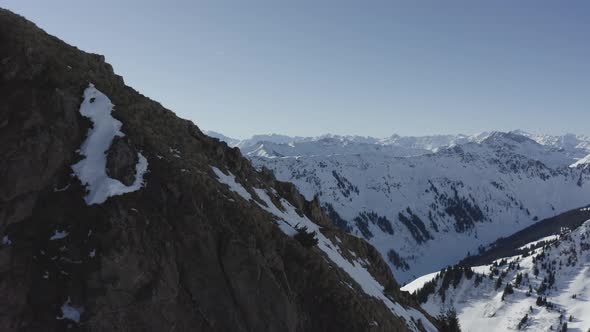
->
{"left": 380, "top": 133, "right": 476, "bottom": 151}
{"left": 482, "top": 131, "right": 537, "bottom": 145}
{"left": 461, "top": 131, "right": 576, "bottom": 169}
{"left": 517, "top": 131, "right": 590, "bottom": 150}
{"left": 511, "top": 130, "right": 590, "bottom": 160}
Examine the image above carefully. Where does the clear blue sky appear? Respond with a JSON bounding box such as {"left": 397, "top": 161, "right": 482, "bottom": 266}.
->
{"left": 4, "top": 1, "right": 589, "bottom": 138}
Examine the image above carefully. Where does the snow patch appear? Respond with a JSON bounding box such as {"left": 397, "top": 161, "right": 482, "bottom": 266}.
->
{"left": 71, "top": 84, "right": 148, "bottom": 205}
{"left": 56, "top": 298, "right": 83, "bottom": 323}
{"left": 169, "top": 147, "right": 181, "bottom": 158}
{"left": 517, "top": 234, "right": 560, "bottom": 250}
{"left": 49, "top": 230, "right": 69, "bottom": 241}
{"left": 211, "top": 166, "right": 252, "bottom": 201}
{"left": 401, "top": 271, "right": 440, "bottom": 293}
{"left": 53, "top": 184, "right": 71, "bottom": 192}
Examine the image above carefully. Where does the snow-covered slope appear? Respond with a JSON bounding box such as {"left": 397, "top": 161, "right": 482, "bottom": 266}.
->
{"left": 407, "top": 218, "right": 590, "bottom": 331}
{"left": 571, "top": 153, "right": 590, "bottom": 168}
{"left": 216, "top": 131, "right": 590, "bottom": 283}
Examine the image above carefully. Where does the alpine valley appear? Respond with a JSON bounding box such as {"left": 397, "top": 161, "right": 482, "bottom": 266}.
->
{"left": 209, "top": 130, "right": 590, "bottom": 284}
{"left": 207, "top": 130, "right": 590, "bottom": 330}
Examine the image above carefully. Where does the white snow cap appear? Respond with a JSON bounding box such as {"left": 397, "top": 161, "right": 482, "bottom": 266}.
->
{"left": 71, "top": 84, "right": 148, "bottom": 205}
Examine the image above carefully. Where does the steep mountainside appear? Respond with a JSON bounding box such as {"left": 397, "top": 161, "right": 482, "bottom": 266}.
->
{"left": 0, "top": 9, "right": 437, "bottom": 332}
{"left": 403, "top": 210, "right": 590, "bottom": 331}
{"left": 234, "top": 132, "right": 590, "bottom": 283}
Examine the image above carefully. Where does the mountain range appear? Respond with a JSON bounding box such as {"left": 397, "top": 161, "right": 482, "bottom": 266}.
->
{"left": 209, "top": 130, "right": 590, "bottom": 283}
{"left": 207, "top": 130, "right": 590, "bottom": 161}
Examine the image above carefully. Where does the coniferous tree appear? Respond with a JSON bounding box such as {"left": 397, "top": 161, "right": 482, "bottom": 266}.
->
{"left": 502, "top": 283, "right": 514, "bottom": 301}
{"left": 495, "top": 277, "right": 503, "bottom": 290}
{"left": 438, "top": 309, "right": 461, "bottom": 332}
{"left": 293, "top": 225, "right": 318, "bottom": 247}
{"left": 517, "top": 314, "right": 528, "bottom": 330}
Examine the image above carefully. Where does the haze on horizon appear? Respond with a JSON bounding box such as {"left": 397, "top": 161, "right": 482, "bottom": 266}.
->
{"left": 4, "top": 1, "right": 589, "bottom": 139}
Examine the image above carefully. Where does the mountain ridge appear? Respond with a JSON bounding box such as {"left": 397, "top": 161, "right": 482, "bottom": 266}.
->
{"left": 207, "top": 130, "right": 590, "bottom": 158}
{"left": 0, "top": 8, "right": 436, "bottom": 332}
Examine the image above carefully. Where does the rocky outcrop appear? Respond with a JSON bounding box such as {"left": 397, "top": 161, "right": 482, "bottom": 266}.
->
{"left": 106, "top": 137, "right": 139, "bottom": 186}
{"left": 0, "top": 8, "right": 436, "bottom": 332}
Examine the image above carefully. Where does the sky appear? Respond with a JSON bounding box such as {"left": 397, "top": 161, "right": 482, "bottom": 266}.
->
{"left": 3, "top": 1, "right": 589, "bottom": 139}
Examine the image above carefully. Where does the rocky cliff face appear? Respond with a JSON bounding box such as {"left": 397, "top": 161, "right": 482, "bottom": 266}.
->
{"left": 0, "top": 9, "right": 437, "bottom": 332}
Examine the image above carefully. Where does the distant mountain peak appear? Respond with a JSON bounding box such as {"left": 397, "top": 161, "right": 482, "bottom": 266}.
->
{"left": 482, "top": 131, "right": 537, "bottom": 145}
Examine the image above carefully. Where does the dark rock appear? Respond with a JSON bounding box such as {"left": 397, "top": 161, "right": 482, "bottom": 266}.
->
{"left": 106, "top": 137, "right": 138, "bottom": 186}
